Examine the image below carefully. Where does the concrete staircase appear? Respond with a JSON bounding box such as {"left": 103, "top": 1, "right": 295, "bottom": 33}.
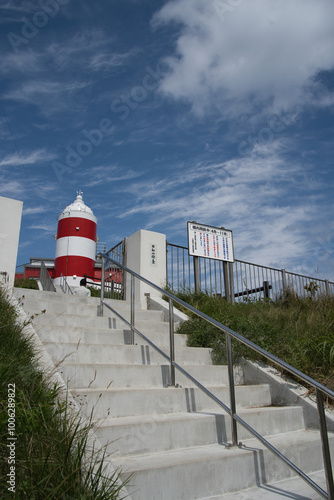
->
{"left": 14, "top": 288, "right": 333, "bottom": 499}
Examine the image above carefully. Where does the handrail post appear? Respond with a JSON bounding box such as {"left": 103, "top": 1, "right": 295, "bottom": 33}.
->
{"left": 130, "top": 274, "right": 135, "bottom": 345}
{"left": 226, "top": 332, "right": 238, "bottom": 446}
{"left": 169, "top": 297, "right": 176, "bottom": 386}
{"left": 100, "top": 256, "right": 105, "bottom": 317}
{"left": 316, "top": 388, "right": 334, "bottom": 499}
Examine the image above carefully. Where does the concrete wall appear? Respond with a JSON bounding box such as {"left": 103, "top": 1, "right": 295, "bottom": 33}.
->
{"left": 125, "top": 229, "right": 166, "bottom": 307}
{"left": 0, "top": 196, "right": 23, "bottom": 290}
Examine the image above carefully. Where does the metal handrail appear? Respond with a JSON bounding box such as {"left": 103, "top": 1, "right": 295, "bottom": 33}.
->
{"left": 98, "top": 253, "right": 334, "bottom": 499}
{"left": 39, "top": 261, "right": 56, "bottom": 292}
{"left": 59, "top": 274, "right": 73, "bottom": 294}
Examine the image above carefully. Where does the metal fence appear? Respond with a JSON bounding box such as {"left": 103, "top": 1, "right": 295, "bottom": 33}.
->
{"left": 167, "top": 242, "right": 334, "bottom": 301}
{"left": 103, "top": 240, "right": 125, "bottom": 300}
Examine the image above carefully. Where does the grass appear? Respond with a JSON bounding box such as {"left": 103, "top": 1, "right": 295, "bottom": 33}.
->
{"left": 14, "top": 278, "right": 39, "bottom": 290}
{"left": 174, "top": 289, "right": 334, "bottom": 392}
{"left": 0, "top": 285, "right": 126, "bottom": 499}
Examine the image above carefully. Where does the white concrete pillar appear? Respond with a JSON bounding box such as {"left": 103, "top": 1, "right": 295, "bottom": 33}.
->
{"left": 124, "top": 229, "right": 166, "bottom": 307}
{"left": 0, "top": 196, "right": 23, "bottom": 290}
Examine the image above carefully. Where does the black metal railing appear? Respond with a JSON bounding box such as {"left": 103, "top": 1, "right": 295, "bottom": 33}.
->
{"left": 167, "top": 242, "right": 334, "bottom": 301}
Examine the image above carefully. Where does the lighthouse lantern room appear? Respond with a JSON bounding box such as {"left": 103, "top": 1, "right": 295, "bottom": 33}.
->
{"left": 53, "top": 192, "right": 97, "bottom": 288}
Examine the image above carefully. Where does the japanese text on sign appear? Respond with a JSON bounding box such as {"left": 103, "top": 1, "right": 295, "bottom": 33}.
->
{"left": 150, "top": 244, "right": 157, "bottom": 266}
{"left": 187, "top": 222, "right": 234, "bottom": 262}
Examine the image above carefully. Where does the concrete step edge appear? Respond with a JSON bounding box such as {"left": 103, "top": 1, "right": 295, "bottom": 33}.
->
{"left": 94, "top": 405, "right": 304, "bottom": 428}
{"left": 112, "top": 429, "right": 330, "bottom": 470}
{"left": 201, "top": 469, "right": 327, "bottom": 500}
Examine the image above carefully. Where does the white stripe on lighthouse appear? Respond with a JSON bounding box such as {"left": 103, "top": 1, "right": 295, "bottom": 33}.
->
{"left": 55, "top": 236, "right": 96, "bottom": 260}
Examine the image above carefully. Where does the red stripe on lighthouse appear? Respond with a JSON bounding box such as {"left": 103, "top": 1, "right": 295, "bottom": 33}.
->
{"left": 54, "top": 255, "right": 95, "bottom": 279}
{"left": 57, "top": 217, "right": 96, "bottom": 241}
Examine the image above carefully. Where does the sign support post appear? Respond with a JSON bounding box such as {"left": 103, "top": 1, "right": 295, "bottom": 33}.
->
{"left": 223, "top": 261, "right": 230, "bottom": 303}
{"left": 187, "top": 222, "right": 235, "bottom": 299}
{"left": 194, "top": 256, "right": 200, "bottom": 293}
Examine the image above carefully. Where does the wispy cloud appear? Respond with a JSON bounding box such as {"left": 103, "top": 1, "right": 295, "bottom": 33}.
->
{"left": 29, "top": 224, "right": 54, "bottom": 232}
{"left": 116, "top": 138, "right": 327, "bottom": 270}
{"left": 23, "top": 206, "right": 46, "bottom": 216}
{"left": 0, "top": 149, "right": 56, "bottom": 167}
{"left": 0, "top": 179, "right": 25, "bottom": 198}
{"left": 81, "top": 165, "right": 145, "bottom": 187}
{"left": 4, "top": 80, "right": 92, "bottom": 117}
{"left": 89, "top": 49, "right": 139, "bottom": 72}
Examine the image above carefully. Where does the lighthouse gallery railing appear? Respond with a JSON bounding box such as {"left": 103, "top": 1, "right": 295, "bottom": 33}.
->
{"left": 98, "top": 252, "right": 334, "bottom": 500}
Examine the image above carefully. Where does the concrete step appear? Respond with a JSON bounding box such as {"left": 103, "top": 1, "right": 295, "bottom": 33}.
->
{"left": 95, "top": 406, "right": 305, "bottom": 458}
{"left": 210, "top": 470, "right": 326, "bottom": 499}
{"left": 34, "top": 322, "right": 187, "bottom": 347}
{"left": 31, "top": 313, "right": 180, "bottom": 334}
{"left": 44, "top": 334, "right": 204, "bottom": 365}
{"left": 58, "top": 363, "right": 244, "bottom": 389}
{"left": 72, "top": 384, "right": 272, "bottom": 419}
{"left": 111, "top": 430, "right": 334, "bottom": 500}
{"left": 37, "top": 324, "right": 191, "bottom": 351}
{"left": 45, "top": 339, "right": 210, "bottom": 363}
{"left": 14, "top": 287, "right": 127, "bottom": 309}
{"left": 20, "top": 296, "right": 164, "bottom": 321}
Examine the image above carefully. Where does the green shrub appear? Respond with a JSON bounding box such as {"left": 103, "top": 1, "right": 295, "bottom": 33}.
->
{"left": 176, "top": 291, "right": 334, "bottom": 390}
{"left": 14, "top": 278, "right": 39, "bottom": 289}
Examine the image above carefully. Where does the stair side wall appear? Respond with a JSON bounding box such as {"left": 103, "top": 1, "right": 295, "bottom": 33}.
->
{"left": 243, "top": 359, "right": 334, "bottom": 431}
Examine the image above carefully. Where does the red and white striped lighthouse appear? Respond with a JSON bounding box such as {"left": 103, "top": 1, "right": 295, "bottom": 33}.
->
{"left": 53, "top": 192, "right": 97, "bottom": 288}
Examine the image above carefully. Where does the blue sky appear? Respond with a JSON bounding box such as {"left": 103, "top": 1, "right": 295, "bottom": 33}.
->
{"left": 1, "top": 0, "right": 334, "bottom": 279}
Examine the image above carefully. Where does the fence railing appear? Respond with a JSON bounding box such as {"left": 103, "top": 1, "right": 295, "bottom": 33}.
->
{"left": 103, "top": 240, "right": 125, "bottom": 300}
{"left": 39, "top": 261, "right": 56, "bottom": 292}
{"left": 59, "top": 273, "right": 73, "bottom": 294}
{"left": 98, "top": 252, "right": 334, "bottom": 499}
{"left": 167, "top": 243, "right": 334, "bottom": 301}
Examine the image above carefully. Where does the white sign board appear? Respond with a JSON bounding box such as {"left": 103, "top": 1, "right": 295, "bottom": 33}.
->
{"left": 187, "top": 222, "right": 234, "bottom": 262}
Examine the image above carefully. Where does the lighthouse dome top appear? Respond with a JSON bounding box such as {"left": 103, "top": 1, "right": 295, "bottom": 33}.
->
{"left": 63, "top": 191, "right": 95, "bottom": 216}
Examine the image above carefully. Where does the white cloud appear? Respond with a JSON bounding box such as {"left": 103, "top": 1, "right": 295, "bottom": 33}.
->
{"left": 29, "top": 224, "right": 54, "bottom": 232}
{"left": 80, "top": 165, "right": 145, "bottom": 187}
{"left": 0, "top": 149, "right": 56, "bottom": 167}
{"left": 153, "top": 0, "right": 334, "bottom": 116}
{"left": 116, "top": 138, "right": 327, "bottom": 270}
{"left": 4, "top": 80, "right": 91, "bottom": 111}
{"left": 0, "top": 179, "right": 25, "bottom": 198}
{"left": 23, "top": 206, "right": 46, "bottom": 216}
